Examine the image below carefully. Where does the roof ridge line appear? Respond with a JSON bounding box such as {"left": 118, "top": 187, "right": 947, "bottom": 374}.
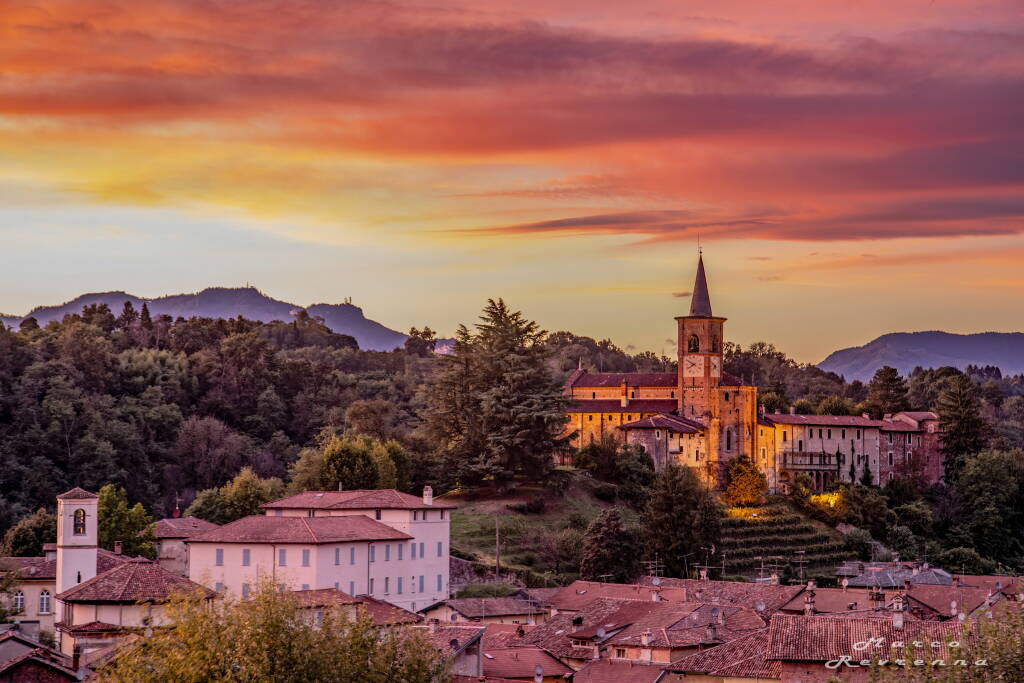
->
{"left": 299, "top": 516, "right": 319, "bottom": 543}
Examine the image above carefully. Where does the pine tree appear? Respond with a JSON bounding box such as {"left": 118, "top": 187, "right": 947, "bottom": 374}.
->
{"left": 97, "top": 484, "right": 156, "bottom": 558}
{"left": 579, "top": 508, "right": 642, "bottom": 582}
{"left": 937, "top": 373, "right": 989, "bottom": 482}
{"left": 425, "top": 299, "right": 570, "bottom": 488}
{"left": 865, "top": 366, "right": 909, "bottom": 417}
{"left": 722, "top": 455, "right": 768, "bottom": 506}
{"left": 642, "top": 462, "right": 722, "bottom": 578}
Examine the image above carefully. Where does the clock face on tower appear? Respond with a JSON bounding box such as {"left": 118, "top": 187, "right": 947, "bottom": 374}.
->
{"left": 683, "top": 356, "right": 704, "bottom": 377}
{"left": 710, "top": 356, "right": 721, "bottom": 377}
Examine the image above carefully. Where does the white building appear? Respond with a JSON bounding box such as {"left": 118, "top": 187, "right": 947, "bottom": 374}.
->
{"left": 186, "top": 487, "right": 454, "bottom": 612}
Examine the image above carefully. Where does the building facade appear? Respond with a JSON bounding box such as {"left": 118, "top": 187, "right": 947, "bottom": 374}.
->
{"left": 562, "top": 255, "right": 945, "bottom": 492}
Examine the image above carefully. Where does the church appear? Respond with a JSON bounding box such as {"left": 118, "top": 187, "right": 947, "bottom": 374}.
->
{"left": 562, "top": 255, "right": 945, "bottom": 493}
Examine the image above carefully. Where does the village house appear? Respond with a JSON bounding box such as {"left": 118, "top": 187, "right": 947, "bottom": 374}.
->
{"left": 186, "top": 486, "right": 453, "bottom": 612}
{"left": 420, "top": 597, "right": 548, "bottom": 625}
{"left": 152, "top": 515, "right": 219, "bottom": 577}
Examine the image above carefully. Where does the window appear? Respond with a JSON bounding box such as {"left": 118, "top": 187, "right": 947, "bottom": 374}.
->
{"left": 798, "top": 440, "right": 803, "bottom": 451}
{"left": 841, "top": 429, "right": 846, "bottom": 439}
{"left": 242, "top": 549, "right": 251, "bottom": 567}
{"left": 591, "top": 392, "right": 596, "bottom": 399}
{"left": 888, "top": 452, "right": 893, "bottom": 467}
{"left": 783, "top": 432, "right": 788, "bottom": 442}
{"left": 274, "top": 509, "right": 283, "bottom": 516}
{"left": 369, "top": 578, "right": 375, "bottom": 593}
{"left": 215, "top": 583, "right": 224, "bottom": 593}
{"left": 630, "top": 391, "right": 635, "bottom": 398}
{"left": 906, "top": 433, "right": 912, "bottom": 444}
{"left": 374, "top": 509, "right": 382, "bottom": 520}
{"left": 369, "top": 545, "right": 376, "bottom": 563}
{"left": 441, "top": 510, "right": 446, "bottom": 520}
{"left": 384, "top": 577, "right": 390, "bottom": 594}
{"left": 724, "top": 392, "right": 730, "bottom": 401}
{"left": 655, "top": 430, "right": 662, "bottom": 440}
{"left": 588, "top": 415, "right": 593, "bottom": 422}
{"left": 334, "top": 548, "right": 340, "bottom": 565}
{"left": 13, "top": 591, "right": 24, "bottom": 613}
{"left": 671, "top": 391, "right": 675, "bottom": 399}
{"left": 350, "top": 547, "right": 356, "bottom": 565}
{"left": 857, "top": 429, "right": 862, "bottom": 439}
{"left": 437, "top": 541, "right": 443, "bottom": 557}
{"left": 301, "top": 584, "right": 310, "bottom": 591}
{"left": 687, "top": 334, "right": 700, "bottom": 352}
{"left": 397, "top": 577, "right": 403, "bottom": 594}
{"left": 73, "top": 508, "right": 86, "bottom": 535}
{"left": 888, "top": 433, "right": 893, "bottom": 443}
{"left": 725, "top": 429, "right": 732, "bottom": 451}
{"left": 419, "top": 575, "right": 425, "bottom": 593}
{"left": 411, "top": 542, "right": 417, "bottom": 560}
{"left": 711, "top": 336, "right": 719, "bottom": 353}
{"left": 349, "top": 581, "right": 356, "bottom": 595}
{"left": 419, "top": 542, "right": 425, "bottom": 558}
{"left": 437, "top": 574, "right": 443, "bottom": 592}
{"left": 413, "top": 511, "right": 418, "bottom": 521}
{"left": 397, "top": 544, "right": 403, "bottom": 561}
{"left": 215, "top": 548, "right": 224, "bottom": 566}
{"left": 302, "top": 549, "right": 311, "bottom": 567}
{"left": 385, "top": 544, "right": 391, "bottom": 562}
{"left": 616, "top": 648, "right": 626, "bottom": 659}
{"left": 242, "top": 583, "right": 251, "bottom": 599}
{"left": 827, "top": 429, "right": 832, "bottom": 439}
{"left": 278, "top": 549, "right": 287, "bottom": 566}
{"left": 307, "top": 510, "right": 315, "bottom": 517}
{"left": 760, "top": 447, "right": 767, "bottom": 461}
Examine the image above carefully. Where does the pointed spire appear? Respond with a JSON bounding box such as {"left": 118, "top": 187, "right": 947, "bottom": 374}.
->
{"left": 689, "top": 254, "right": 713, "bottom": 317}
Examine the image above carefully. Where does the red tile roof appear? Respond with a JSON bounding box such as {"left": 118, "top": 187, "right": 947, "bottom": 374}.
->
{"left": 483, "top": 647, "right": 573, "bottom": 679}
{"left": 434, "top": 597, "right": 546, "bottom": 619}
{"left": 565, "top": 399, "right": 679, "bottom": 414}
{"left": 765, "top": 413, "right": 885, "bottom": 427}
{"left": 153, "top": 516, "right": 219, "bottom": 539}
{"left": 571, "top": 659, "right": 666, "bottom": 683}
{"left": 954, "top": 574, "right": 1019, "bottom": 595}
{"left": 0, "top": 648, "right": 77, "bottom": 681}
{"left": 549, "top": 581, "right": 688, "bottom": 612}
{"left": 766, "top": 614, "right": 965, "bottom": 662}
{"left": 514, "top": 598, "right": 626, "bottom": 660}
{"left": 667, "top": 629, "right": 780, "bottom": 679}
{"left": 906, "top": 584, "right": 997, "bottom": 618}
{"left": 601, "top": 602, "right": 766, "bottom": 650}
{"left": 419, "top": 625, "right": 486, "bottom": 656}
{"left": 56, "top": 558, "right": 213, "bottom": 603}
{"left": 352, "top": 595, "right": 423, "bottom": 626}
{"left": 637, "top": 577, "right": 803, "bottom": 616}
{"left": 187, "top": 515, "right": 412, "bottom": 544}
{"left": 292, "top": 588, "right": 360, "bottom": 608}
{"left": 619, "top": 413, "right": 704, "bottom": 434}
{"left": 55, "top": 621, "right": 126, "bottom": 634}
{"left": 570, "top": 372, "right": 678, "bottom": 388}
{"left": 1, "top": 548, "right": 130, "bottom": 581}
{"left": 895, "top": 411, "right": 939, "bottom": 422}
{"left": 262, "top": 489, "right": 456, "bottom": 510}
{"left": 56, "top": 487, "right": 98, "bottom": 500}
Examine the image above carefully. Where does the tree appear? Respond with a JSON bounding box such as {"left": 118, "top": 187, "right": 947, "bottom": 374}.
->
{"left": 722, "top": 455, "right": 768, "bottom": 506}
{"left": 574, "top": 438, "right": 655, "bottom": 508}
{"left": 0, "top": 509, "right": 56, "bottom": 557}
{"left": 345, "top": 399, "right": 398, "bottom": 441}
{"left": 187, "top": 468, "right": 284, "bottom": 525}
{"left": 950, "top": 450, "right": 1024, "bottom": 566}
{"left": 185, "top": 488, "right": 227, "bottom": 525}
{"left": 318, "top": 434, "right": 381, "bottom": 491}
{"left": 95, "top": 581, "right": 450, "bottom": 682}
{"left": 580, "top": 508, "right": 642, "bottom": 583}
{"left": 642, "top": 463, "right": 722, "bottom": 578}
{"left": 404, "top": 327, "right": 437, "bottom": 358}
{"left": 817, "top": 395, "right": 853, "bottom": 416}
{"left": 937, "top": 374, "right": 989, "bottom": 481}
{"left": 865, "top": 366, "right": 909, "bottom": 418}
{"left": 425, "top": 299, "right": 570, "bottom": 488}
{"left": 97, "top": 484, "right": 156, "bottom": 558}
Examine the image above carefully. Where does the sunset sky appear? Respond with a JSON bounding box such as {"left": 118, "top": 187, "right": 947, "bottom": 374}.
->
{"left": 2, "top": 0, "right": 1023, "bottom": 362}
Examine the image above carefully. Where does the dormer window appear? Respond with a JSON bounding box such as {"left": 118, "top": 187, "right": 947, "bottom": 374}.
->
{"left": 73, "top": 509, "right": 86, "bottom": 535}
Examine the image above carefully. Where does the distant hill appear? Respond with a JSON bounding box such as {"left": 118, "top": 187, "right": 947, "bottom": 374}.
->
{"left": 0, "top": 287, "right": 409, "bottom": 351}
{"left": 818, "top": 331, "right": 1024, "bottom": 382}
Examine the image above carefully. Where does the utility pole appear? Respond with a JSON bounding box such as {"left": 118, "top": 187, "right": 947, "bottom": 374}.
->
{"left": 495, "top": 517, "right": 501, "bottom": 576}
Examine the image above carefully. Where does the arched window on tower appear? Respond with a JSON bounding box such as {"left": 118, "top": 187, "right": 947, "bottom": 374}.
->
{"left": 73, "top": 509, "right": 86, "bottom": 536}
{"left": 687, "top": 334, "right": 700, "bottom": 353}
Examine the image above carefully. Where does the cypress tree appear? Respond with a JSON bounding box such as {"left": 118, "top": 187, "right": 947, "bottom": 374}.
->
{"left": 642, "top": 462, "right": 721, "bottom": 578}
{"left": 866, "top": 366, "right": 909, "bottom": 417}
{"left": 579, "top": 508, "right": 642, "bottom": 583}
{"left": 937, "top": 373, "right": 989, "bottom": 482}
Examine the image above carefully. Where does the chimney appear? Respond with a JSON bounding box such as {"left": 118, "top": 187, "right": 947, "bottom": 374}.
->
{"left": 704, "top": 623, "right": 719, "bottom": 643}
{"left": 862, "top": 413, "right": 870, "bottom": 419}
{"left": 770, "top": 573, "right": 779, "bottom": 586}
{"left": 952, "top": 576, "right": 961, "bottom": 587}
{"left": 172, "top": 505, "right": 181, "bottom": 519}
{"left": 893, "top": 610, "right": 904, "bottom": 630}
{"left": 904, "top": 579, "right": 912, "bottom": 591}
{"left": 804, "top": 591, "right": 816, "bottom": 616}
{"left": 807, "top": 579, "right": 816, "bottom": 590}
{"left": 640, "top": 631, "right": 651, "bottom": 646}
{"left": 883, "top": 413, "right": 893, "bottom": 421}
{"left": 699, "top": 568, "right": 709, "bottom": 581}
{"left": 114, "top": 541, "right": 123, "bottom": 555}
{"left": 789, "top": 406, "right": 796, "bottom": 415}
{"left": 423, "top": 486, "right": 433, "bottom": 506}
{"left": 650, "top": 588, "right": 661, "bottom": 602}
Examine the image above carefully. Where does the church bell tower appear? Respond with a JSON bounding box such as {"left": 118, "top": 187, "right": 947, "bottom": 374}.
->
{"left": 676, "top": 254, "right": 726, "bottom": 423}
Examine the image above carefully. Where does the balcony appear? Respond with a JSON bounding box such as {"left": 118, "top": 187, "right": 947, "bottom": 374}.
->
{"left": 781, "top": 452, "right": 843, "bottom": 470}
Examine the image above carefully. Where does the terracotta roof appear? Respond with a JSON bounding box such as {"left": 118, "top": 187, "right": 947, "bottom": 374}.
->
{"left": 153, "top": 516, "right": 219, "bottom": 539}
{"left": 56, "top": 558, "right": 213, "bottom": 602}
{"left": 766, "top": 614, "right": 965, "bottom": 662}
{"left": 483, "top": 648, "right": 572, "bottom": 679}
{"left": 419, "top": 625, "right": 485, "bottom": 656}
{"left": 435, "top": 597, "right": 546, "bottom": 619}
{"left": 570, "top": 372, "right": 677, "bottom": 388}
{"left": 0, "top": 648, "right": 77, "bottom": 680}
{"left": 765, "top": 413, "right": 885, "bottom": 427}
{"left": 515, "top": 587, "right": 561, "bottom": 606}
{"left": 719, "top": 372, "right": 749, "bottom": 387}
{"left": 895, "top": 411, "right": 939, "bottom": 422}
{"left": 549, "top": 581, "right": 688, "bottom": 612}
{"left": 292, "top": 588, "right": 360, "bottom": 608}
{"left": 478, "top": 623, "right": 534, "bottom": 649}
{"left": 954, "top": 574, "right": 1019, "bottom": 595}
{"left": 352, "top": 595, "right": 423, "bottom": 625}
{"left": 601, "top": 602, "right": 766, "bottom": 650}
{"left": 1, "top": 548, "right": 130, "bottom": 581}
{"left": 571, "top": 659, "right": 666, "bottom": 683}
{"left": 619, "top": 413, "right": 704, "bottom": 434}
{"left": 906, "top": 584, "right": 998, "bottom": 618}
{"left": 514, "top": 598, "right": 627, "bottom": 660}
{"left": 453, "top": 677, "right": 520, "bottom": 683}
{"left": 187, "top": 515, "right": 412, "bottom": 544}
{"left": 261, "top": 489, "right": 456, "bottom": 510}
{"left": 668, "top": 629, "right": 780, "bottom": 678}
{"left": 565, "top": 399, "right": 679, "bottom": 414}
{"left": 55, "top": 620, "right": 126, "bottom": 634}
{"left": 56, "top": 487, "right": 98, "bottom": 500}
{"left": 780, "top": 588, "right": 886, "bottom": 615}
{"left": 637, "top": 577, "right": 804, "bottom": 616}
{"left": 845, "top": 566, "right": 952, "bottom": 588}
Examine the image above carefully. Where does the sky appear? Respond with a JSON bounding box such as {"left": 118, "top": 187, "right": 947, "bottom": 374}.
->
{"left": 2, "top": 0, "right": 1023, "bottom": 362}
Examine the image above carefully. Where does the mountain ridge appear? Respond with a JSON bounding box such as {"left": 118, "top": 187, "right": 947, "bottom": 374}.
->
{"left": 818, "top": 330, "right": 1024, "bottom": 382}
{"left": 0, "top": 287, "right": 409, "bottom": 351}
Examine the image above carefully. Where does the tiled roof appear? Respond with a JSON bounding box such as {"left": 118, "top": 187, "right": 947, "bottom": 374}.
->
{"left": 846, "top": 566, "right": 952, "bottom": 588}
{"left": 780, "top": 588, "right": 887, "bottom": 615}
{"left": 1, "top": 548, "right": 130, "bottom": 581}
{"left": 153, "top": 516, "right": 219, "bottom": 539}
{"left": 419, "top": 625, "right": 485, "bottom": 656}
{"left": 453, "top": 677, "right": 519, "bottom": 683}
{"left": 895, "top": 411, "right": 939, "bottom": 421}
{"left": 55, "top": 620, "right": 126, "bottom": 634}
{"left": 187, "top": 515, "right": 412, "bottom": 544}
{"left": 880, "top": 422, "right": 918, "bottom": 432}
{"left": 478, "top": 623, "right": 534, "bottom": 649}
{"left": 571, "top": 659, "right": 666, "bottom": 683}
{"left": 668, "top": 629, "right": 780, "bottom": 678}
{"left": 570, "top": 372, "right": 678, "bottom": 388}
{"left": 514, "top": 598, "right": 627, "bottom": 660}
{"left": 440, "top": 597, "right": 546, "bottom": 619}
{"left": 766, "top": 614, "right": 965, "bottom": 662}
{"left": 906, "top": 585, "right": 997, "bottom": 618}
{"left": 56, "top": 558, "right": 213, "bottom": 602}
{"left": 549, "top": 581, "right": 688, "bottom": 612}
{"left": 637, "top": 577, "right": 804, "bottom": 616}
{"left": 352, "top": 595, "right": 423, "bottom": 626}
{"left": 515, "top": 587, "right": 561, "bottom": 606}
{"left": 619, "top": 413, "right": 703, "bottom": 434}
{"left": 292, "top": 588, "right": 360, "bottom": 608}
{"left": 765, "top": 413, "right": 885, "bottom": 427}
{"left": 483, "top": 648, "right": 573, "bottom": 679}
{"left": 720, "top": 371, "right": 749, "bottom": 386}
{"left": 56, "top": 487, "right": 98, "bottom": 500}
{"left": 955, "top": 574, "right": 1019, "bottom": 595}
{"left": 0, "top": 648, "right": 77, "bottom": 680}
{"left": 261, "top": 489, "right": 456, "bottom": 510}
{"left": 564, "top": 399, "right": 679, "bottom": 414}
{"left": 602, "top": 602, "right": 766, "bottom": 649}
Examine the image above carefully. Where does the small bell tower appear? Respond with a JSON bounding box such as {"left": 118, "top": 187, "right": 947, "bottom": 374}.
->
{"left": 676, "top": 253, "right": 726, "bottom": 422}
{"left": 55, "top": 487, "right": 99, "bottom": 621}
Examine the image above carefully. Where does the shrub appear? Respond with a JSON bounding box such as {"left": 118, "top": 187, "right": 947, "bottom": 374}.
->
{"left": 592, "top": 482, "right": 618, "bottom": 502}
